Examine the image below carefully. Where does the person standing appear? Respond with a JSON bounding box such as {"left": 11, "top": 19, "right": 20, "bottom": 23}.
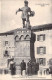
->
{"left": 27, "top": 60, "right": 32, "bottom": 75}
{"left": 10, "top": 59, "right": 16, "bottom": 75}
{"left": 20, "top": 60, "right": 26, "bottom": 75}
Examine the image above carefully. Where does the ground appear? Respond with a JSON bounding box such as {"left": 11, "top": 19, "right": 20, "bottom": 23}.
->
{"left": 0, "top": 74, "right": 52, "bottom": 80}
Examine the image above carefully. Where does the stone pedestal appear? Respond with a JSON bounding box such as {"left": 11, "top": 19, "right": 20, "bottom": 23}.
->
{"left": 14, "top": 28, "right": 36, "bottom": 74}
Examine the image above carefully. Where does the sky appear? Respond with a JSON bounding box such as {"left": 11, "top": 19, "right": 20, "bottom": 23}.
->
{"left": 0, "top": 0, "right": 52, "bottom": 33}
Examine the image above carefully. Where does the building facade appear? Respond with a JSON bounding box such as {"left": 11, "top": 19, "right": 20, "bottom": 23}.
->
{"left": 0, "top": 24, "right": 52, "bottom": 74}
{"left": 34, "top": 29, "right": 52, "bottom": 74}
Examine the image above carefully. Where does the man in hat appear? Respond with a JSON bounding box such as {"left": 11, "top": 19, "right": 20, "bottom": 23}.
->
{"left": 9, "top": 58, "right": 16, "bottom": 75}
{"left": 20, "top": 60, "right": 26, "bottom": 75}
{"left": 16, "top": 0, "right": 34, "bottom": 28}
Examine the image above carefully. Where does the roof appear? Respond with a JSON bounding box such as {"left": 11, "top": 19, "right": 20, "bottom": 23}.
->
{"left": 0, "top": 24, "right": 52, "bottom": 36}
{"left": 32, "top": 24, "right": 52, "bottom": 31}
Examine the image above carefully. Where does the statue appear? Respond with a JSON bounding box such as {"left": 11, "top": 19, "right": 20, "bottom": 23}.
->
{"left": 16, "top": 0, "right": 35, "bottom": 28}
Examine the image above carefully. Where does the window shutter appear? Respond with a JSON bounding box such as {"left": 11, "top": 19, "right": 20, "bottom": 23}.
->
{"left": 43, "top": 34, "right": 45, "bottom": 41}
{"left": 43, "top": 58, "right": 46, "bottom": 66}
{"left": 44, "top": 47, "right": 46, "bottom": 54}
{"left": 3, "top": 41, "right": 5, "bottom": 47}
{"left": 37, "top": 35, "right": 39, "bottom": 41}
{"left": 37, "top": 58, "right": 39, "bottom": 63}
{"left": 37, "top": 47, "right": 40, "bottom": 54}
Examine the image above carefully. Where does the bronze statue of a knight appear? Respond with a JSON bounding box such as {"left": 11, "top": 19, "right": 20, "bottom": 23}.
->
{"left": 16, "top": 0, "right": 35, "bottom": 28}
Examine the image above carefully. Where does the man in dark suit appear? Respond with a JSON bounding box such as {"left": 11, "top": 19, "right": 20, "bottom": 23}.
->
{"left": 10, "top": 59, "right": 16, "bottom": 75}
{"left": 20, "top": 60, "right": 26, "bottom": 75}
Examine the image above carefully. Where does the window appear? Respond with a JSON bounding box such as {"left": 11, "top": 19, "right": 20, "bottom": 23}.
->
{"left": 37, "top": 47, "right": 46, "bottom": 54}
{"left": 37, "top": 58, "right": 46, "bottom": 66}
{"left": 37, "top": 34, "right": 45, "bottom": 41}
{"left": 5, "top": 41, "right": 8, "bottom": 46}
{"left": 4, "top": 50, "right": 9, "bottom": 57}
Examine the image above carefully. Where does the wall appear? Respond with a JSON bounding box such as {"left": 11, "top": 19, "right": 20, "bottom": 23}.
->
{"left": 34, "top": 29, "right": 52, "bottom": 70}
{"left": 0, "top": 35, "right": 14, "bottom": 67}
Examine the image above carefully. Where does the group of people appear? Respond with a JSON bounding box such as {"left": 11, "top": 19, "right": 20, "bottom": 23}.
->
{"left": 8, "top": 58, "right": 39, "bottom": 75}
{"left": 19, "top": 59, "right": 39, "bottom": 75}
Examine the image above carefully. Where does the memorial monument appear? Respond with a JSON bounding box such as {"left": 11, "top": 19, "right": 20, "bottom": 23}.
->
{"left": 14, "top": 0, "right": 39, "bottom": 74}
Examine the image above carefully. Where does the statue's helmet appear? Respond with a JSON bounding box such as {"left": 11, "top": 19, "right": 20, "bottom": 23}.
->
{"left": 24, "top": 0, "right": 28, "bottom": 4}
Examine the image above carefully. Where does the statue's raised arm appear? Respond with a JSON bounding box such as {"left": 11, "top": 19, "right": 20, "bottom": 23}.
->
{"left": 16, "top": 8, "right": 23, "bottom": 14}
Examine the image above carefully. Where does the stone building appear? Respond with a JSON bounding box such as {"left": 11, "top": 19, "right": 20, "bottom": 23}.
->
{"left": 33, "top": 24, "right": 52, "bottom": 74}
{"left": 0, "top": 24, "right": 52, "bottom": 74}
